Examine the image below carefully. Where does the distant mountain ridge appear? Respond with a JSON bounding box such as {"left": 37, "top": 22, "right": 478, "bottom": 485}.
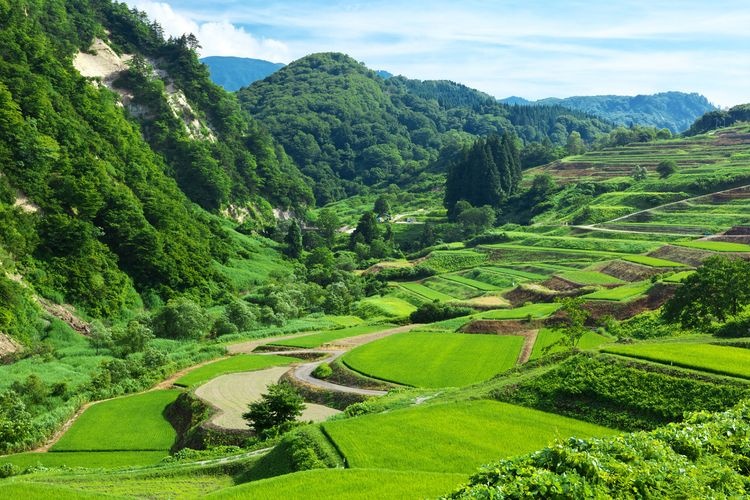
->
{"left": 499, "top": 92, "right": 716, "bottom": 133}
{"left": 200, "top": 56, "right": 285, "bottom": 91}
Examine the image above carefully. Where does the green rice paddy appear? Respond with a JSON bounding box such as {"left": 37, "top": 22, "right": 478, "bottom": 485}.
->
{"left": 174, "top": 354, "right": 300, "bottom": 388}
{"left": 342, "top": 332, "right": 524, "bottom": 387}
{"left": 602, "top": 343, "right": 750, "bottom": 379}
{"left": 269, "top": 324, "right": 390, "bottom": 349}
{"left": 52, "top": 390, "right": 180, "bottom": 452}
{"left": 322, "top": 401, "right": 615, "bottom": 473}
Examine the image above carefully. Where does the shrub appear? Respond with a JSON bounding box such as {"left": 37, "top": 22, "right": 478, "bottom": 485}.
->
{"left": 409, "top": 301, "right": 472, "bottom": 323}
{"left": 312, "top": 363, "right": 332, "bottom": 379}
{"left": 152, "top": 298, "right": 211, "bottom": 340}
{"left": 0, "top": 463, "right": 20, "bottom": 478}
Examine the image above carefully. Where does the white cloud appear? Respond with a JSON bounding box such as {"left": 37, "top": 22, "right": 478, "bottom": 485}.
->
{"left": 133, "top": 1, "right": 290, "bottom": 62}
{"left": 127, "top": 1, "right": 750, "bottom": 107}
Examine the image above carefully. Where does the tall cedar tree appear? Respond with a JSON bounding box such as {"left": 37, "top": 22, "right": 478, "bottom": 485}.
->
{"left": 284, "top": 221, "right": 303, "bottom": 259}
{"left": 444, "top": 132, "right": 521, "bottom": 219}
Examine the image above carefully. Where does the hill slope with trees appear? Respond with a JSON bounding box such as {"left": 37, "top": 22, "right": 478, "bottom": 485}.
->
{"left": 238, "top": 53, "right": 613, "bottom": 204}
{"left": 0, "top": 0, "right": 313, "bottom": 326}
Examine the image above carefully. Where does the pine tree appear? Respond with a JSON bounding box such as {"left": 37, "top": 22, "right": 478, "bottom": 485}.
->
{"left": 284, "top": 221, "right": 303, "bottom": 259}
{"left": 444, "top": 132, "right": 521, "bottom": 220}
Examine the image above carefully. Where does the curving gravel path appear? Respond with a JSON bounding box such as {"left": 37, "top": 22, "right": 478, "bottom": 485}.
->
{"left": 195, "top": 367, "right": 340, "bottom": 430}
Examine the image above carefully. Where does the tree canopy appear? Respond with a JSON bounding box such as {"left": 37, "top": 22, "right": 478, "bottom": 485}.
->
{"left": 444, "top": 133, "right": 521, "bottom": 219}
{"left": 662, "top": 256, "right": 750, "bottom": 328}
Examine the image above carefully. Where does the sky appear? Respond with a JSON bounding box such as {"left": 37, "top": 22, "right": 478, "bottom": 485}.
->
{"left": 128, "top": 1, "right": 750, "bottom": 107}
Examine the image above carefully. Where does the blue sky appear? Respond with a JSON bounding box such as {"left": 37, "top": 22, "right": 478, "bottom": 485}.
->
{"left": 129, "top": 1, "right": 750, "bottom": 107}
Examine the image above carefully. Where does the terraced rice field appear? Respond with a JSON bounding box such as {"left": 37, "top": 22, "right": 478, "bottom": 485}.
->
{"left": 621, "top": 255, "right": 686, "bottom": 267}
{"left": 480, "top": 266, "right": 550, "bottom": 280}
{"left": 441, "top": 273, "right": 501, "bottom": 291}
{"left": 0, "top": 451, "right": 169, "bottom": 469}
{"left": 357, "top": 295, "right": 417, "bottom": 318}
{"left": 52, "top": 390, "right": 180, "bottom": 452}
{"left": 270, "top": 324, "right": 390, "bottom": 349}
{"left": 581, "top": 281, "right": 652, "bottom": 302}
{"left": 397, "top": 282, "right": 456, "bottom": 302}
{"left": 479, "top": 303, "right": 561, "bottom": 320}
{"left": 602, "top": 343, "right": 750, "bottom": 379}
{"left": 504, "top": 232, "right": 661, "bottom": 254}
{"left": 206, "top": 469, "right": 466, "bottom": 500}
{"left": 174, "top": 354, "right": 300, "bottom": 388}
{"left": 674, "top": 240, "right": 750, "bottom": 252}
{"left": 423, "top": 250, "right": 488, "bottom": 272}
{"left": 322, "top": 401, "right": 615, "bottom": 473}
{"left": 423, "top": 277, "right": 484, "bottom": 299}
{"left": 557, "top": 270, "right": 625, "bottom": 285}
{"left": 662, "top": 270, "right": 696, "bottom": 283}
{"left": 342, "top": 332, "right": 524, "bottom": 387}
{"left": 529, "top": 329, "right": 612, "bottom": 360}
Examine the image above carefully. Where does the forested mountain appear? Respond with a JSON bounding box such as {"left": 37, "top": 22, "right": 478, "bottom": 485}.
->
{"left": 238, "top": 53, "right": 612, "bottom": 204}
{"left": 0, "top": 0, "right": 312, "bottom": 328}
{"left": 200, "top": 56, "right": 285, "bottom": 91}
{"left": 499, "top": 92, "right": 716, "bottom": 133}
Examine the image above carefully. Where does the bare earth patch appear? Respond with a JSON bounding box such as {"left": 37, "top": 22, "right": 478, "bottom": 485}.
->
{"left": 194, "top": 367, "right": 340, "bottom": 430}
{"left": 0, "top": 333, "right": 21, "bottom": 359}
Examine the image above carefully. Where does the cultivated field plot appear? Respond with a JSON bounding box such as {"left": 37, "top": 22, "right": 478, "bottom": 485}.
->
{"left": 479, "top": 303, "right": 561, "bottom": 320}
{"left": 529, "top": 329, "right": 612, "bottom": 360}
{"left": 416, "top": 315, "right": 476, "bottom": 332}
{"left": 269, "top": 324, "right": 389, "bottom": 349}
{"left": 480, "top": 243, "right": 626, "bottom": 260}
{"left": 675, "top": 240, "right": 750, "bottom": 252}
{"left": 397, "top": 282, "right": 455, "bottom": 302}
{"left": 207, "top": 468, "right": 466, "bottom": 500}
{"left": 356, "top": 295, "right": 416, "bottom": 318}
{"left": 20, "top": 469, "right": 235, "bottom": 498}
{"left": 0, "top": 451, "right": 168, "bottom": 469}
{"left": 581, "top": 281, "right": 651, "bottom": 302}
{"left": 557, "top": 270, "right": 624, "bottom": 285}
{"left": 342, "top": 332, "right": 524, "bottom": 387}
{"left": 423, "top": 276, "right": 485, "bottom": 300}
{"left": 503, "top": 232, "right": 662, "bottom": 254}
{"left": 480, "top": 265, "right": 550, "bottom": 280}
{"left": 174, "top": 354, "right": 300, "bottom": 388}
{"left": 422, "top": 250, "right": 488, "bottom": 272}
{"left": 441, "top": 273, "right": 502, "bottom": 291}
{"left": 322, "top": 401, "right": 615, "bottom": 473}
{"left": 621, "top": 255, "right": 686, "bottom": 267}
{"left": 663, "top": 270, "right": 695, "bottom": 283}
{"left": 0, "top": 483, "right": 104, "bottom": 499}
{"left": 529, "top": 127, "right": 750, "bottom": 185}
{"left": 52, "top": 390, "right": 180, "bottom": 451}
{"left": 602, "top": 343, "right": 750, "bottom": 379}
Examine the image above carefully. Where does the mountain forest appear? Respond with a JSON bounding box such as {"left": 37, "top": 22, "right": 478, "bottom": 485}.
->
{"left": 1, "top": 1, "right": 750, "bottom": 498}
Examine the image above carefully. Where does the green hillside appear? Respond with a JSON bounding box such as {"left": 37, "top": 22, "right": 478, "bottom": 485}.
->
{"left": 238, "top": 53, "right": 612, "bottom": 203}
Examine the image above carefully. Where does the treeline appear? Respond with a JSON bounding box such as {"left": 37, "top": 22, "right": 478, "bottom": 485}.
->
{"left": 685, "top": 103, "right": 750, "bottom": 136}
{"left": 238, "top": 52, "right": 613, "bottom": 204}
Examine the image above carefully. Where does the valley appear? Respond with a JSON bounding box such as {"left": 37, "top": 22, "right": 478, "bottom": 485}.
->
{"left": 0, "top": 1, "right": 750, "bottom": 499}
